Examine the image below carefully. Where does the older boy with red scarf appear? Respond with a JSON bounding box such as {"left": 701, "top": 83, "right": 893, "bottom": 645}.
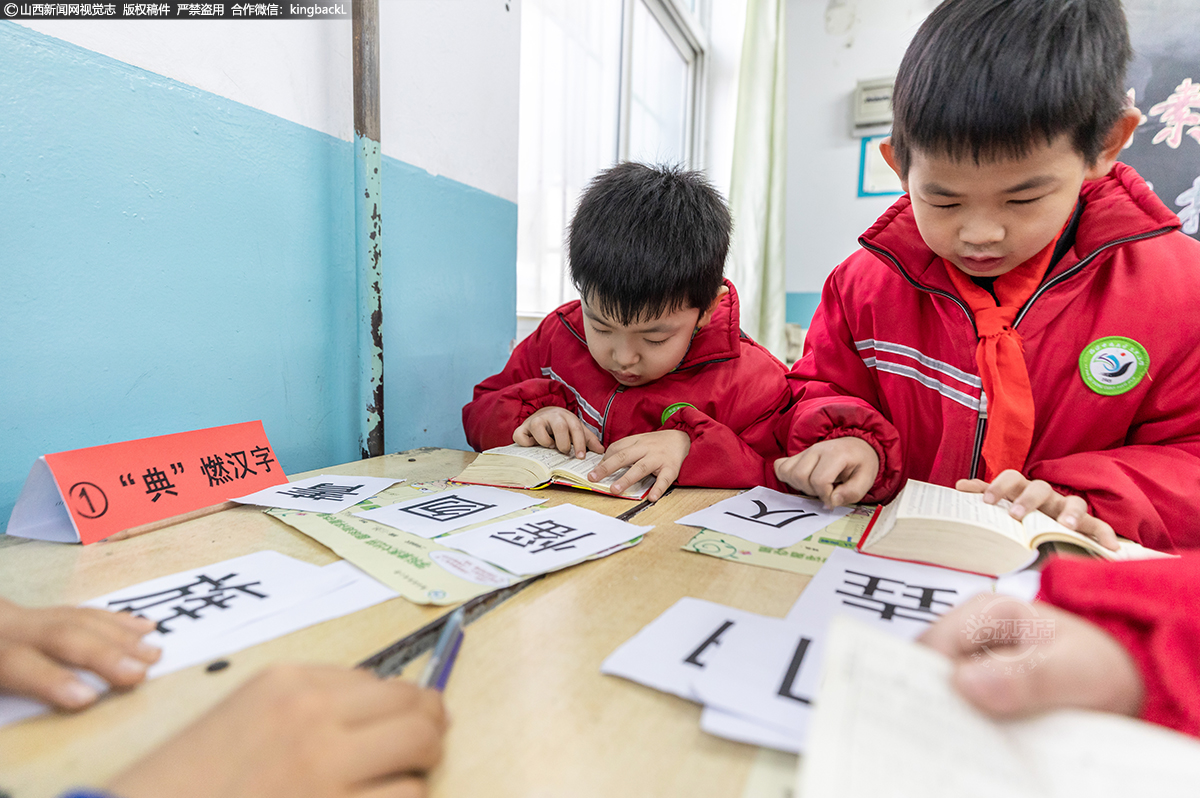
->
{"left": 775, "top": 0, "right": 1200, "bottom": 551}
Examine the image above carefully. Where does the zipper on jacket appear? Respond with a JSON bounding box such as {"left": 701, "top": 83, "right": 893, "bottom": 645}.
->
{"left": 599, "top": 386, "right": 624, "bottom": 444}
{"left": 1013, "top": 226, "right": 1177, "bottom": 327}
{"left": 867, "top": 226, "right": 1176, "bottom": 482}
{"left": 859, "top": 240, "right": 978, "bottom": 334}
{"left": 969, "top": 392, "right": 987, "bottom": 480}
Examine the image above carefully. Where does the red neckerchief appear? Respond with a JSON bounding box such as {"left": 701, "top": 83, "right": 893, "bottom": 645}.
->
{"left": 943, "top": 235, "right": 1060, "bottom": 479}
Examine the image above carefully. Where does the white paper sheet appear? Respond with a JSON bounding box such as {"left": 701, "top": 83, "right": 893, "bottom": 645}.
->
{"left": 231, "top": 475, "right": 403, "bottom": 512}
{"left": 675, "top": 486, "right": 853, "bottom": 549}
{"left": 700, "top": 706, "right": 802, "bottom": 754}
{"left": 781, "top": 548, "right": 994, "bottom": 701}
{"left": 691, "top": 613, "right": 821, "bottom": 744}
{"left": 600, "top": 597, "right": 769, "bottom": 701}
{"left": 439, "top": 504, "right": 649, "bottom": 576}
{"left": 799, "top": 617, "right": 1200, "bottom": 798}
{"left": 353, "top": 484, "right": 543, "bottom": 538}
{"left": 785, "top": 548, "right": 994, "bottom": 632}
{"left": 0, "top": 555, "right": 398, "bottom": 730}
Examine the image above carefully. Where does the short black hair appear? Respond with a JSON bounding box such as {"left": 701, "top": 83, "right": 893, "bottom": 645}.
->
{"left": 890, "top": 0, "right": 1132, "bottom": 175}
{"left": 568, "top": 162, "right": 730, "bottom": 326}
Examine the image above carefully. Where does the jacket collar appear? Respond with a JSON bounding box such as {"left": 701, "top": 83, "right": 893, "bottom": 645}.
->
{"left": 859, "top": 161, "right": 1181, "bottom": 294}
{"left": 557, "top": 278, "right": 743, "bottom": 371}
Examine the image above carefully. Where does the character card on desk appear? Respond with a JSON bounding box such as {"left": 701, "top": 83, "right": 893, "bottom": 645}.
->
{"left": 600, "top": 597, "right": 768, "bottom": 701}
{"left": 354, "top": 485, "right": 543, "bottom": 538}
{"left": 232, "top": 474, "right": 402, "bottom": 512}
{"left": 675, "top": 486, "right": 853, "bottom": 548}
{"left": 439, "top": 504, "right": 650, "bottom": 576}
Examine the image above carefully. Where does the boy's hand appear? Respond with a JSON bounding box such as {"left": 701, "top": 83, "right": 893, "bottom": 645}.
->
{"left": 956, "top": 470, "right": 1120, "bottom": 551}
{"left": 513, "top": 406, "right": 604, "bottom": 459}
{"left": 109, "top": 664, "right": 447, "bottom": 798}
{"left": 0, "top": 598, "right": 161, "bottom": 710}
{"left": 773, "top": 437, "right": 879, "bottom": 508}
{"left": 588, "top": 430, "right": 691, "bottom": 501}
{"left": 919, "top": 593, "right": 1144, "bottom": 719}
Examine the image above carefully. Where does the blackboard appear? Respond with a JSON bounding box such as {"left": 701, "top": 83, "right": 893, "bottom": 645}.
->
{"left": 1121, "top": 0, "right": 1200, "bottom": 239}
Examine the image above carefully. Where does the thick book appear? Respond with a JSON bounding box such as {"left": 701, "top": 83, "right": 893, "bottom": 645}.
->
{"left": 800, "top": 617, "right": 1200, "bottom": 797}
{"left": 858, "top": 479, "right": 1174, "bottom": 576}
{"left": 451, "top": 444, "right": 654, "bottom": 501}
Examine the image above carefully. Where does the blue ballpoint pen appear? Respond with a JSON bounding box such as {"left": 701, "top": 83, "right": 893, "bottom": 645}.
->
{"left": 418, "top": 607, "right": 465, "bottom": 691}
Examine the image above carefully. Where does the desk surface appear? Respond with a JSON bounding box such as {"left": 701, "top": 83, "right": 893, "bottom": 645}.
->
{"left": 0, "top": 449, "right": 806, "bottom": 798}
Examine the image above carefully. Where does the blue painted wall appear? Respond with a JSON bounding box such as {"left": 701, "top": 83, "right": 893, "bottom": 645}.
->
{"left": 0, "top": 23, "right": 516, "bottom": 530}
{"left": 785, "top": 292, "right": 822, "bottom": 328}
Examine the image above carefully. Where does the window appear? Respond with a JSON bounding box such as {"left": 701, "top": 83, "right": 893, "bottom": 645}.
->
{"left": 516, "top": 0, "right": 710, "bottom": 337}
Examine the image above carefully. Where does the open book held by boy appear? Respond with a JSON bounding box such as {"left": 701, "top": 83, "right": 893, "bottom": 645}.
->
{"left": 774, "top": 0, "right": 1200, "bottom": 553}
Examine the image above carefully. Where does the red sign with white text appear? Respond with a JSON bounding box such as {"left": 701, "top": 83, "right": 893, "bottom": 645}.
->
{"left": 13, "top": 421, "right": 287, "bottom": 544}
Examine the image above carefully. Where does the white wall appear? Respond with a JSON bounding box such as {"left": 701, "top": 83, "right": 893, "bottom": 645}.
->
{"left": 784, "top": 0, "right": 936, "bottom": 293}
{"left": 18, "top": 0, "right": 521, "bottom": 202}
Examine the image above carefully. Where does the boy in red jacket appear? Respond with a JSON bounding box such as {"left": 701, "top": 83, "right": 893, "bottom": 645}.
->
{"left": 463, "top": 163, "right": 790, "bottom": 501}
{"left": 776, "top": 0, "right": 1200, "bottom": 551}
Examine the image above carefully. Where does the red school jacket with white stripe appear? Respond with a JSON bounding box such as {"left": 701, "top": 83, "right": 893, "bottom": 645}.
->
{"left": 463, "top": 280, "right": 792, "bottom": 491}
{"left": 782, "top": 163, "right": 1200, "bottom": 551}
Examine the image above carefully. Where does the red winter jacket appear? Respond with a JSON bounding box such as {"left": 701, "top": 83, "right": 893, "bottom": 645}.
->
{"left": 784, "top": 163, "right": 1200, "bottom": 550}
{"left": 463, "top": 281, "right": 791, "bottom": 490}
{"left": 1039, "top": 554, "right": 1200, "bottom": 738}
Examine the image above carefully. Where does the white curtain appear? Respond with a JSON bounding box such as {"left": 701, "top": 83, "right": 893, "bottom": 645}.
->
{"left": 727, "top": 0, "right": 788, "bottom": 360}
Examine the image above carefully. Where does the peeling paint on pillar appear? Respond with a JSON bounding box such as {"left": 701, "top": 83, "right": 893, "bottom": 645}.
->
{"left": 354, "top": 0, "right": 384, "bottom": 459}
{"left": 355, "top": 132, "right": 384, "bottom": 458}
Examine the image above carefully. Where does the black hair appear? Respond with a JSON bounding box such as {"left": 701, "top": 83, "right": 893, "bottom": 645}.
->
{"left": 890, "top": 0, "right": 1132, "bottom": 175}
{"left": 568, "top": 162, "right": 731, "bottom": 326}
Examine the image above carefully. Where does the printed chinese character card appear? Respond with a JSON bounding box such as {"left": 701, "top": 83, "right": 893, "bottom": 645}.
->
{"left": 83, "top": 550, "right": 352, "bottom": 676}
{"left": 600, "top": 597, "right": 771, "bottom": 702}
{"left": 232, "top": 474, "right": 402, "bottom": 512}
{"left": 675, "top": 486, "right": 853, "bottom": 548}
{"left": 681, "top": 506, "right": 874, "bottom": 577}
{"left": 353, "top": 485, "right": 543, "bottom": 538}
{"left": 439, "top": 504, "right": 651, "bottom": 577}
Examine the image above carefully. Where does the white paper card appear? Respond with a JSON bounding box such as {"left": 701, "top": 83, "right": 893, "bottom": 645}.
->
{"left": 0, "top": 555, "right": 397, "bottom": 730}
{"left": 785, "top": 548, "right": 994, "bottom": 632}
{"left": 166, "top": 560, "right": 398, "bottom": 671}
{"left": 781, "top": 548, "right": 994, "bottom": 701}
{"left": 231, "top": 474, "right": 402, "bottom": 512}
{"left": 440, "top": 504, "right": 649, "bottom": 576}
{"left": 691, "top": 614, "right": 821, "bottom": 744}
{"left": 675, "top": 486, "right": 853, "bottom": 548}
{"left": 4, "top": 456, "right": 78, "bottom": 542}
{"left": 700, "top": 706, "right": 802, "bottom": 754}
{"left": 353, "top": 485, "right": 543, "bottom": 538}
{"left": 600, "top": 597, "right": 769, "bottom": 701}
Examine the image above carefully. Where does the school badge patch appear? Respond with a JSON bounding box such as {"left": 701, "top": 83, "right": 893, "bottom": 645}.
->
{"left": 1078, "top": 336, "right": 1150, "bottom": 396}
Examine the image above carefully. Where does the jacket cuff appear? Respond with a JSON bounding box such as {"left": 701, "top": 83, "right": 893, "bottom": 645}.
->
{"left": 516, "top": 383, "right": 577, "bottom": 424}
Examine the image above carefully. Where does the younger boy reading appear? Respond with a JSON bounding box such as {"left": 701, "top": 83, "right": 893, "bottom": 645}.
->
{"left": 463, "top": 163, "right": 790, "bottom": 501}
{"left": 776, "top": 0, "right": 1200, "bottom": 550}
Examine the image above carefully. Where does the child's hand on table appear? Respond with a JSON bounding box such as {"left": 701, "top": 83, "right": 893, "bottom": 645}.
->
{"left": 513, "top": 406, "right": 605, "bottom": 459}
{"left": 956, "top": 470, "right": 1120, "bottom": 551}
{"left": 920, "top": 593, "right": 1144, "bottom": 719}
{"left": 588, "top": 429, "right": 691, "bottom": 501}
{"left": 109, "top": 664, "right": 447, "bottom": 798}
{"left": 773, "top": 437, "right": 879, "bottom": 508}
{"left": 0, "top": 598, "right": 160, "bottom": 710}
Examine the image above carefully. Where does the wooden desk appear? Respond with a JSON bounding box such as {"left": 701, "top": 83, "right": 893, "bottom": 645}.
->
{"left": 428, "top": 487, "right": 809, "bottom": 797}
{"left": 0, "top": 449, "right": 804, "bottom": 797}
